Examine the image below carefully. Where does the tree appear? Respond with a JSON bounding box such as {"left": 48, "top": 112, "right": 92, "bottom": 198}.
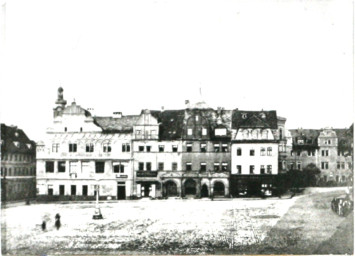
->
{"left": 303, "top": 163, "right": 321, "bottom": 187}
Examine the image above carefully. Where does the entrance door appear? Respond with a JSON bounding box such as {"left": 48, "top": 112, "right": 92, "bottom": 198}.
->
{"left": 166, "top": 181, "right": 177, "bottom": 197}
{"left": 142, "top": 184, "right": 151, "bottom": 197}
{"left": 201, "top": 184, "right": 209, "bottom": 197}
{"left": 117, "top": 186, "right": 126, "bottom": 200}
{"left": 184, "top": 179, "right": 196, "bottom": 196}
{"left": 214, "top": 182, "right": 225, "bottom": 197}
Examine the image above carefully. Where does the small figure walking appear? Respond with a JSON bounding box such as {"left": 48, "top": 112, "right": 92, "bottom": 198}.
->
{"left": 55, "top": 213, "right": 61, "bottom": 230}
{"left": 41, "top": 220, "right": 46, "bottom": 231}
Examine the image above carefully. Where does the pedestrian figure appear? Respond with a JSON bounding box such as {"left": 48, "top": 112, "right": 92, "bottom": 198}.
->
{"left": 41, "top": 220, "right": 46, "bottom": 231}
{"left": 55, "top": 213, "right": 61, "bottom": 230}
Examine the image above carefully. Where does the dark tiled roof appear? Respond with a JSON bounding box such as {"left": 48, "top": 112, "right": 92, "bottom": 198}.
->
{"left": 334, "top": 126, "right": 353, "bottom": 152}
{"left": 289, "top": 129, "right": 320, "bottom": 139}
{"left": 1, "top": 123, "right": 36, "bottom": 154}
{"left": 94, "top": 115, "right": 140, "bottom": 133}
{"left": 232, "top": 110, "right": 278, "bottom": 129}
{"left": 154, "top": 110, "right": 186, "bottom": 140}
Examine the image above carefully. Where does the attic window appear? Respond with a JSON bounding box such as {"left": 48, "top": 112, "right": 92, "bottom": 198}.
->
{"left": 14, "top": 141, "right": 20, "bottom": 147}
{"left": 215, "top": 128, "right": 227, "bottom": 136}
{"left": 242, "top": 113, "right": 247, "bottom": 119}
{"left": 170, "top": 119, "right": 174, "bottom": 122}
{"left": 260, "top": 113, "right": 266, "bottom": 119}
{"left": 15, "top": 132, "right": 19, "bottom": 137}
{"left": 26, "top": 144, "right": 32, "bottom": 149}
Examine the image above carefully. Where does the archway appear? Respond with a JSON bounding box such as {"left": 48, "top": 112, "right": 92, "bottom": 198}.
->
{"left": 165, "top": 181, "right": 178, "bottom": 197}
{"left": 201, "top": 184, "right": 209, "bottom": 197}
{"left": 214, "top": 181, "right": 225, "bottom": 197}
{"left": 184, "top": 179, "right": 196, "bottom": 196}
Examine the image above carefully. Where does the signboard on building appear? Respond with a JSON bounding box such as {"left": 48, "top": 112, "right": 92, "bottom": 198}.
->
{"left": 136, "top": 171, "right": 158, "bottom": 177}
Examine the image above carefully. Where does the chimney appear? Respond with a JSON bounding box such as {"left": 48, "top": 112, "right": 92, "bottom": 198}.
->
{"left": 161, "top": 106, "right": 164, "bottom": 111}
{"left": 185, "top": 100, "right": 190, "bottom": 108}
{"left": 113, "top": 112, "right": 122, "bottom": 118}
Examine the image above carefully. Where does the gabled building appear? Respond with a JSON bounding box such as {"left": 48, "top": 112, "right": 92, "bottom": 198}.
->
{"left": 36, "top": 88, "right": 137, "bottom": 200}
{"left": 230, "top": 110, "right": 283, "bottom": 196}
{"left": 1, "top": 124, "right": 36, "bottom": 202}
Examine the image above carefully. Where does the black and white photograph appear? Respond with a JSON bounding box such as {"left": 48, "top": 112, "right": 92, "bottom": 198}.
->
{"left": 0, "top": 0, "right": 354, "bottom": 255}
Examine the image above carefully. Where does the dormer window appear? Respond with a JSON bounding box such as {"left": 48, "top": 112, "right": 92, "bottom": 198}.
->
{"left": 187, "top": 128, "right": 193, "bottom": 136}
{"left": 14, "top": 141, "right": 20, "bottom": 147}
{"left": 15, "top": 132, "right": 19, "bottom": 137}
{"left": 202, "top": 128, "right": 207, "bottom": 136}
{"left": 260, "top": 113, "right": 266, "bottom": 119}
{"left": 242, "top": 113, "right": 247, "bottom": 119}
{"left": 215, "top": 128, "right": 227, "bottom": 136}
{"left": 298, "top": 139, "right": 304, "bottom": 145}
{"left": 195, "top": 116, "right": 199, "bottom": 121}
{"left": 26, "top": 144, "right": 32, "bottom": 149}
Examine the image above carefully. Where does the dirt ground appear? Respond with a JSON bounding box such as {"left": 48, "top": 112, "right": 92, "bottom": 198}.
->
{"left": 1, "top": 188, "right": 352, "bottom": 255}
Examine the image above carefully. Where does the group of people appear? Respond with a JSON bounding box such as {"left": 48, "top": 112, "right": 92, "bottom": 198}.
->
{"left": 41, "top": 213, "right": 61, "bottom": 231}
{"left": 331, "top": 193, "right": 353, "bottom": 217}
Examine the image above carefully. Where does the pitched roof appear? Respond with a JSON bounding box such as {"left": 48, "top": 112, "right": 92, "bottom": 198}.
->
{"left": 289, "top": 129, "right": 320, "bottom": 139}
{"left": 152, "top": 110, "right": 186, "bottom": 140}
{"left": 94, "top": 115, "right": 140, "bottom": 133}
{"left": 232, "top": 110, "right": 278, "bottom": 129}
{"left": 1, "top": 123, "right": 36, "bottom": 154}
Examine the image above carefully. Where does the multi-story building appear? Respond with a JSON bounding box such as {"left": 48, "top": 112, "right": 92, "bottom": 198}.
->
{"left": 230, "top": 110, "right": 282, "bottom": 196}
{"left": 286, "top": 125, "right": 353, "bottom": 184}
{"left": 36, "top": 88, "right": 136, "bottom": 200}
{"left": 1, "top": 123, "right": 36, "bottom": 202}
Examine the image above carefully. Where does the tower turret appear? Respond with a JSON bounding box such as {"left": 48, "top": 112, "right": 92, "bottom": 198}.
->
{"left": 53, "top": 87, "right": 67, "bottom": 118}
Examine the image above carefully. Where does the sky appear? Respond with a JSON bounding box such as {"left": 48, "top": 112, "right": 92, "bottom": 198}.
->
{"left": 0, "top": 0, "right": 354, "bottom": 141}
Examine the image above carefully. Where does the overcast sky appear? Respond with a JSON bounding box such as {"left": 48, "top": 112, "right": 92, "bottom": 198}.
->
{"left": 0, "top": 0, "right": 353, "bottom": 141}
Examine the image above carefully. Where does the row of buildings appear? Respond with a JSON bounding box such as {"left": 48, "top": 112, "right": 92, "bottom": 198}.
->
{"left": 1, "top": 87, "right": 353, "bottom": 201}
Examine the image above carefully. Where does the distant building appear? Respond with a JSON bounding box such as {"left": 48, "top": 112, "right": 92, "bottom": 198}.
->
{"left": 287, "top": 125, "right": 353, "bottom": 184}
{"left": 1, "top": 123, "right": 36, "bottom": 202}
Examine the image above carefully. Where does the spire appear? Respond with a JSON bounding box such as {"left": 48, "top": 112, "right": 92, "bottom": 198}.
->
{"left": 55, "top": 87, "right": 67, "bottom": 107}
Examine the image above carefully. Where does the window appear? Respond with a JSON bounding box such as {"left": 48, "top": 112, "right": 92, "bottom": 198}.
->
{"left": 341, "top": 162, "right": 345, "bottom": 169}
{"left": 48, "top": 185, "right": 53, "bottom": 196}
{"left": 146, "top": 146, "right": 151, "bottom": 152}
{"left": 308, "top": 150, "right": 315, "bottom": 156}
{"left": 349, "top": 163, "right": 352, "bottom": 169}
{"left": 146, "top": 162, "right": 152, "bottom": 171}
{"left": 237, "top": 165, "right": 242, "bottom": 174}
{"left": 291, "top": 151, "right": 293, "bottom": 156}
{"left": 86, "top": 143, "right": 94, "bottom": 152}
{"left": 64, "top": 127, "right": 67, "bottom": 132}
{"left": 325, "top": 139, "right": 331, "bottom": 145}
{"left": 186, "top": 143, "right": 192, "bottom": 152}
{"left": 172, "top": 162, "right": 177, "bottom": 171}
{"left": 267, "top": 147, "right": 272, "bottom": 156}
{"left": 297, "top": 162, "right": 301, "bottom": 170}
{"left": 103, "top": 143, "right": 111, "bottom": 153}
{"left": 95, "top": 162, "right": 105, "bottom": 173}
{"left": 187, "top": 128, "right": 193, "bottom": 136}
{"left": 58, "top": 161, "right": 66, "bottom": 172}
{"left": 45, "top": 161, "right": 54, "bottom": 173}
{"left": 200, "top": 143, "right": 207, "bottom": 152}
{"left": 186, "top": 163, "right": 192, "bottom": 171}
{"left": 59, "top": 185, "right": 65, "bottom": 196}
{"left": 321, "top": 162, "right": 329, "bottom": 170}
{"left": 322, "top": 150, "right": 329, "bottom": 156}
{"left": 215, "top": 128, "right": 227, "bottom": 136}
{"left": 260, "top": 165, "right": 265, "bottom": 174}
{"left": 80, "top": 127, "right": 83, "bottom": 132}
{"left": 337, "top": 162, "right": 341, "bottom": 169}
{"left": 122, "top": 143, "right": 130, "bottom": 152}
{"left": 71, "top": 185, "right": 76, "bottom": 196}
{"left": 202, "top": 128, "right": 207, "bottom": 136}
{"left": 214, "top": 144, "right": 220, "bottom": 152}
{"left": 260, "top": 148, "right": 266, "bottom": 156}
{"left": 52, "top": 143, "right": 60, "bottom": 152}
{"left": 250, "top": 149, "right": 255, "bottom": 156}
{"left": 172, "top": 145, "right": 178, "bottom": 152}
{"left": 250, "top": 165, "right": 255, "bottom": 174}
{"left": 136, "top": 130, "right": 141, "bottom": 135}
{"left": 158, "top": 162, "right": 164, "bottom": 171}
{"left": 159, "top": 145, "right": 164, "bottom": 152}
{"left": 222, "top": 144, "right": 228, "bottom": 152}
{"left": 69, "top": 143, "right": 77, "bottom": 152}
{"left": 113, "top": 163, "right": 125, "bottom": 173}
{"left": 82, "top": 185, "right": 88, "bottom": 196}
{"left": 296, "top": 151, "right": 301, "bottom": 156}
{"left": 214, "top": 163, "right": 220, "bottom": 171}
{"left": 200, "top": 163, "right": 206, "bottom": 171}
{"left": 138, "top": 162, "right": 144, "bottom": 171}
{"left": 298, "top": 139, "right": 304, "bottom": 144}
{"left": 267, "top": 165, "right": 272, "bottom": 174}
{"left": 139, "top": 146, "right": 144, "bottom": 152}
{"left": 237, "top": 148, "right": 242, "bottom": 156}
{"left": 14, "top": 154, "right": 17, "bottom": 161}
{"left": 222, "top": 162, "right": 228, "bottom": 171}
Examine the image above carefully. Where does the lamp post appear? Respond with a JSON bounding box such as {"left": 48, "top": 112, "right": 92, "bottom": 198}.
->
{"left": 93, "top": 179, "right": 103, "bottom": 219}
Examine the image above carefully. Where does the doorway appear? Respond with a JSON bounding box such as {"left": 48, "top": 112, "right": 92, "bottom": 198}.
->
{"left": 165, "top": 181, "right": 178, "bottom": 197}
{"left": 117, "top": 184, "right": 126, "bottom": 200}
{"left": 184, "top": 179, "right": 196, "bottom": 196}
{"left": 201, "top": 184, "right": 209, "bottom": 197}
